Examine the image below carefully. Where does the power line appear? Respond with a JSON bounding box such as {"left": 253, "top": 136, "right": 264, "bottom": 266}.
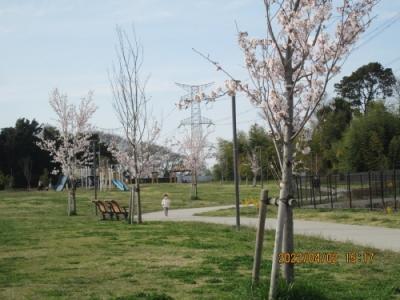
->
{"left": 386, "top": 55, "right": 400, "bottom": 67}
{"left": 213, "top": 107, "right": 255, "bottom": 123}
{"left": 352, "top": 12, "right": 400, "bottom": 52}
{"left": 214, "top": 117, "right": 264, "bottom": 126}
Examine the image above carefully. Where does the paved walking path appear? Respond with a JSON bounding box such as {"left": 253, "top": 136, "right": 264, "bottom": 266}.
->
{"left": 143, "top": 205, "right": 400, "bottom": 252}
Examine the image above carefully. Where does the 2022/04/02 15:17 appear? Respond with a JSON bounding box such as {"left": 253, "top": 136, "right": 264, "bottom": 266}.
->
{"left": 278, "top": 251, "right": 376, "bottom": 264}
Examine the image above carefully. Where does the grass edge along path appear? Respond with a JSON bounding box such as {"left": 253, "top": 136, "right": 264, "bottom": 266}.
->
{"left": 195, "top": 205, "right": 400, "bottom": 229}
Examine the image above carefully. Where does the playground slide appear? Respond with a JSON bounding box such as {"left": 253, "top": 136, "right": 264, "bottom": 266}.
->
{"left": 120, "top": 180, "right": 129, "bottom": 191}
{"left": 56, "top": 176, "right": 68, "bottom": 192}
{"left": 112, "top": 179, "right": 129, "bottom": 191}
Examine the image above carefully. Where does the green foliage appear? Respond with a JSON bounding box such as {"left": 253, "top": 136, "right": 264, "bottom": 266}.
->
{"left": 334, "top": 62, "right": 396, "bottom": 114}
{"left": 338, "top": 102, "right": 400, "bottom": 172}
{"left": 0, "top": 119, "right": 57, "bottom": 188}
{"left": 311, "top": 98, "right": 353, "bottom": 173}
{"left": 212, "top": 124, "right": 275, "bottom": 181}
{"left": 388, "top": 135, "right": 400, "bottom": 169}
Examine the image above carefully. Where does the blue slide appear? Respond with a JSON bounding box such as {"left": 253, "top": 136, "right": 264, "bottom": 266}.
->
{"left": 112, "top": 179, "right": 129, "bottom": 191}
{"left": 55, "top": 176, "right": 68, "bottom": 191}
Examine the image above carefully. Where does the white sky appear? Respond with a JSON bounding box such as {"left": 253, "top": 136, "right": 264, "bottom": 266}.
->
{"left": 1, "top": 0, "right": 400, "bottom": 150}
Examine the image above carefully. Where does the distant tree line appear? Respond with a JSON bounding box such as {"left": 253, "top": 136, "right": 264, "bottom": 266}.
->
{"left": 0, "top": 118, "right": 184, "bottom": 190}
{"left": 307, "top": 62, "right": 400, "bottom": 174}
{"left": 212, "top": 124, "right": 277, "bottom": 183}
{"left": 0, "top": 119, "right": 56, "bottom": 189}
{"left": 0, "top": 118, "right": 115, "bottom": 189}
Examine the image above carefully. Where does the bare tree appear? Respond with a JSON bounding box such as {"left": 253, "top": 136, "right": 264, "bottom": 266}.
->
{"left": 38, "top": 89, "right": 96, "bottom": 216}
{"left": 110, "top": 26, "right": 159, "bottom": 223}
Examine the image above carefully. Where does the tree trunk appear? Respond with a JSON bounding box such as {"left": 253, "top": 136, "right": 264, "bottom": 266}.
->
{"left": 128, "top": 184, "right": 135, "bottom": 224}
{"left": 269, "top": 73, "right": 295, "bottom": 298}
{"left": 71, "top": 185, "right": 77, "bottom": 215}
{"left": 68, "top": 180, "right": 77, "bottom": 216}
{"left": 135, "top": 179, "right": 142, "bottom": 223}
{"left": 68, "top": 190, "right": 72, "bottom": 216}
{"left": 252, "top": 174, "right": 257, "bottom": 187}
{"left": 282, "top": 203, "right": 294, "bottom": 282}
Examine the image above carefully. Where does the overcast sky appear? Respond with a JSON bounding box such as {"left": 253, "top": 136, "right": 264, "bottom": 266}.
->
{"left": 1, "top": 0, "right": 400, "bottom": 148}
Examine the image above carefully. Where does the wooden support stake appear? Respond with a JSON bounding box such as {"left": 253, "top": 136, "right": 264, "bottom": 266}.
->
{"left": 252, "top": 189, "right": 268, "bottom": 285}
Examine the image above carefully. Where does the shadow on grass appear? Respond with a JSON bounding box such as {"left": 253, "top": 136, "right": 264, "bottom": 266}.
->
{"left": 276, "top": 280, "right": 329, "bottom": 300}
{"left": 237, "top": 279, "right": 328, "bottom": 300}
{"left": 114, "top": 292, "right": 174, "bottom": 300}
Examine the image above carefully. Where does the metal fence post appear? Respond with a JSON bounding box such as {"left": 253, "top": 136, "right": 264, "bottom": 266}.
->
{"left": 329, "top": 175, "right": 333, "bottom": 209}
{"left": 318, "top": 175, "right": 322, "bottom": 204}
{"left": 347, "top": 172, "right": 352, "bottom": 209}
{"left": 334, "top": 175, "right": 338, "bottom": 202}
{"left": 380, "top": 171, "right": 385, "bottom": 209}
{"left": 299, "top": 176, "right": 303, "bottom": 206}
{"left": 295, "top": 175, "right": 301, "bottom": 208}
{"left": 326, "top": 175, "right": 330, "bottom": 205}
{"left": 329, "top": 175, "right": 334, "bottom": 206}
{"left": 360, "top": 173, "right": 364, "bottom": 199}
{"left": 368, "top": 171, "right": 372, "bottom": 210}
{"left": 394, "top": 169, "right": 398, "bottom": 211}
{"left": 311, "top": 176, "right": 316, "bottom": 209}
{"left": 305, "top": 175, "right": 309, "bottom": 205}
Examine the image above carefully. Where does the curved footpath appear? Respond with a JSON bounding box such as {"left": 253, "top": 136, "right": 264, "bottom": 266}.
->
{"left": 143, "top": 205, "right": 400, "bottom": 252}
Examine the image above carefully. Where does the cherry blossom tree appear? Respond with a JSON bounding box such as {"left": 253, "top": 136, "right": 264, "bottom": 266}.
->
{"left": 173, "top": 130, "right": 212, "bottom": 199}
{"left": 248, "top": 150, "right": 260, "bottom": 187}
{"left": 38, "top": 88, "right": 96, "bottom": 216}
{"left": 110, "top": 26, "right": 160, "bottom": 223}
{"left": 179, "top": 0, "right": 377, "bottom": 298}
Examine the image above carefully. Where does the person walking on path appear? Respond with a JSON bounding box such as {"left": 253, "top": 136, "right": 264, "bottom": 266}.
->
{"left": 161, "top": 193, "right": 171, "bottom": 216}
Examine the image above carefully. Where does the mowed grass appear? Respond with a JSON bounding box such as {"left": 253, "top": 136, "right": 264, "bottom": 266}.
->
{"left": 0, "top": 189, "right": 399, "bottom": 299}
{"left": 2, "top": 182, "right": 278, "bottom": 214}
{"left": 197, "top": 205, "right": 400, "bottom": 229}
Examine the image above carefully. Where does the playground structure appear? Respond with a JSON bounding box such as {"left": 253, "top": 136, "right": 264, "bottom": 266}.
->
{"left": 169, "top": 164, "right": 190, "bottom": 183}
{"left": 54, "top": 159, "right": 213, "bottom": 192}
{"left": 55, "top": 176, "right": 68, "bottom": 191}
{"left": 77, "top": 164, "right": 129, "bottom": 191}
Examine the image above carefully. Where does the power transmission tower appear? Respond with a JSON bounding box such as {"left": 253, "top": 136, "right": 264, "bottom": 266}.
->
{"left": 177, "top": 82, "right": 214, "bottom": 199}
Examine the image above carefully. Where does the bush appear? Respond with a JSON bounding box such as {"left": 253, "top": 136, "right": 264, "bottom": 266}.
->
{"left": 0, "top": 171, "right": 11, "bottom": 190}
{"left": 39, "top": 168, "right": 50, "bottom": 187}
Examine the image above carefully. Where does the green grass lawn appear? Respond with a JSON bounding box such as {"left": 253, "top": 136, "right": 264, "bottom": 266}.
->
{"left": 1, "top": 187, "right": 400, "bottom": 299}
{"left": 196, "top": 205, "right": 400, "bottom": 229}
{"left": 5, "top": 182, "right": 277, "bottom": 214}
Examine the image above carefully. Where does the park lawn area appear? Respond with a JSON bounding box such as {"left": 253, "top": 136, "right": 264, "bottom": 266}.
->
{"left": 0, "top": 190, "right": 400, "bottom": 299}
{"left": 0, "top": 182, "right": 278, "bottom": 214}
{"left": 196, "top": 205, "right": 400, "bottom": 229}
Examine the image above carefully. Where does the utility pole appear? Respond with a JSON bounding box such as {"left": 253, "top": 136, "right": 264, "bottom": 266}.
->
{"left": 92, "top": 140, "right": 97, "bottom": 201}
{"left": 231, "top": 94, "right": 240, "bottom": 230}
{"left": 257, "top": 146, "right": 263, "bottom": 188}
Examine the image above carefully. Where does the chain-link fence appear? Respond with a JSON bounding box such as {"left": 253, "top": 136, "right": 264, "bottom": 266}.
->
{"left": 295, "top": 170, "right": 399, "bottom": 210}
